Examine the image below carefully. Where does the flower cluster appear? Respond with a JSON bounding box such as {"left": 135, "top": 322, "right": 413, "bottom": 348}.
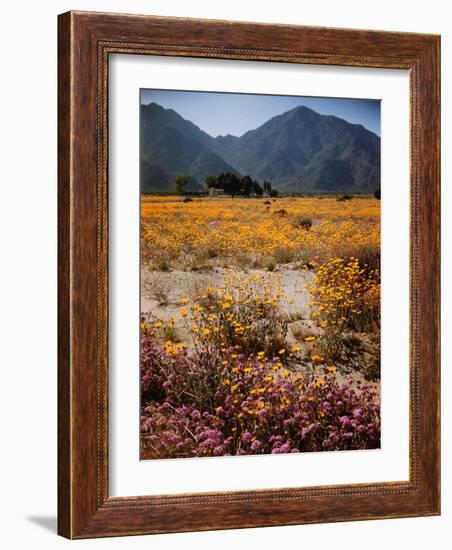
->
{"left": 179, "top": 270, "right": 288, "bottom": 358}
{"left": 140, "top": 196, "right": 381, "bottom": 459}
{"left": 307, "top": 257, "right": 380, "bottom": 332}
{"left": 140, "top": 333, "right": 380, "bottom": 459}
{"left": 141, "top": 197, "right": 380, "bottom": 270}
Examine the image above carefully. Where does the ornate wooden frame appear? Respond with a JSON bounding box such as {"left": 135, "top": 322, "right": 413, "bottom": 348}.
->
{"left": 58, "top": 11, "right": 440, "bottom": 538}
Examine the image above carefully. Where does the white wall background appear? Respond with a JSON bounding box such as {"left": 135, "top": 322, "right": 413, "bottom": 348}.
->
{"left": 0, "top": 1, "right": 449, "bottom": 548}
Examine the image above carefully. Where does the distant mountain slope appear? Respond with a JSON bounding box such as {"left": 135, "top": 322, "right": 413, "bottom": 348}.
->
{"left": 140, "top": 102, "right": 380, "bottom": 193}
{"left": 141, "top": 161, "right": 200, "bottom": 193}
{"left": 140, "top": 102, "right": 240, "bottom": 192}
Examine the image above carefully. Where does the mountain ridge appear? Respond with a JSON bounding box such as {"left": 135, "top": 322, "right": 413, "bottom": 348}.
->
{"left": 140, "top": 101, "right": 380, "bottom": 193}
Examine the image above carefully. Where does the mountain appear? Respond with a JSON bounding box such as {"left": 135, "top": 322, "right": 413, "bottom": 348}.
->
{"left": 212, "top": 106, "right": 380, "bottom": 193}
{"left": 140, "top": 102, "right": 240, "bottom": 192}
{"left": 140, "top": 102, "right": 380, "bottom": 193}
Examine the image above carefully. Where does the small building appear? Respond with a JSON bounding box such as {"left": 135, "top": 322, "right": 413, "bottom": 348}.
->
{"left": 199, "top": 187, "right": 225, "bottom": 197}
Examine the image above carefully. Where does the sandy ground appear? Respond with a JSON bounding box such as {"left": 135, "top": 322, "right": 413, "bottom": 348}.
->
{"left": 141, "top": 265, "right": 380, "bottom": 391}
{"left": 141, "top": 266, "right": 318, "bottom": 345}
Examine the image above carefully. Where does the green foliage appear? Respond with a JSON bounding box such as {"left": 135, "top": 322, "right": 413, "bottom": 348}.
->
{"left": 174, "top": 174, "right": 188, "bottom": 195}
{"left": 205, "top": 172, "right": 266, "bottom": 197}
{"left": 205, "top": 175, "right": 218, "bottom": 188}
{"left": 263, "top": 180, "right": 272, "bottom": 194}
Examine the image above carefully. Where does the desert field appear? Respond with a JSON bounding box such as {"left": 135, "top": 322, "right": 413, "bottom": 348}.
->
{"left": 140, "top": 196, "right": 381, "bottom": 459}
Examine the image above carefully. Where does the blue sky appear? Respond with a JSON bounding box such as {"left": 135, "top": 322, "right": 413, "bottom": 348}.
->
{"left": 140, "top": 89, "right": 381, "bottom": 137}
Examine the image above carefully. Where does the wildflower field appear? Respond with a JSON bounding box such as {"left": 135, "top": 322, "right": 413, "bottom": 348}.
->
{"left": 140, "top": 196, "right": 381, "bottom": 459}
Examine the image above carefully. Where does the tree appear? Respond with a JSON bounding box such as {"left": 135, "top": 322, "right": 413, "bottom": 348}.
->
{"left": 174, "top": 174, "right": 188, "bottom": 195}
{"left": 252, "top": 179, "right": 263, "bottom": 196}
{"left": 205, "top": 173, "right": 267, "bottom": 197}
{"left": 218, "top": 172, "right": 241, "bottom": 197}
{"left": 205, "top": 175, "right": 218, "bottom": 188}
{"left": 374, "top": 188, "right": 381, "bottom": 200}
{"left": 263, "top": 180, "right": 272, "bottom": 194}
{"left": 269, "top": 189, "right": 278, "bottom": 198}
{"left": 241, "top": 175, "right": 254, "bottom": 196}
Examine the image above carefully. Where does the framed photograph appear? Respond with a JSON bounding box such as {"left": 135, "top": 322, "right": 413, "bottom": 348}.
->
{"left": 58, "top": 11, "right": 440, "bottom": 538}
